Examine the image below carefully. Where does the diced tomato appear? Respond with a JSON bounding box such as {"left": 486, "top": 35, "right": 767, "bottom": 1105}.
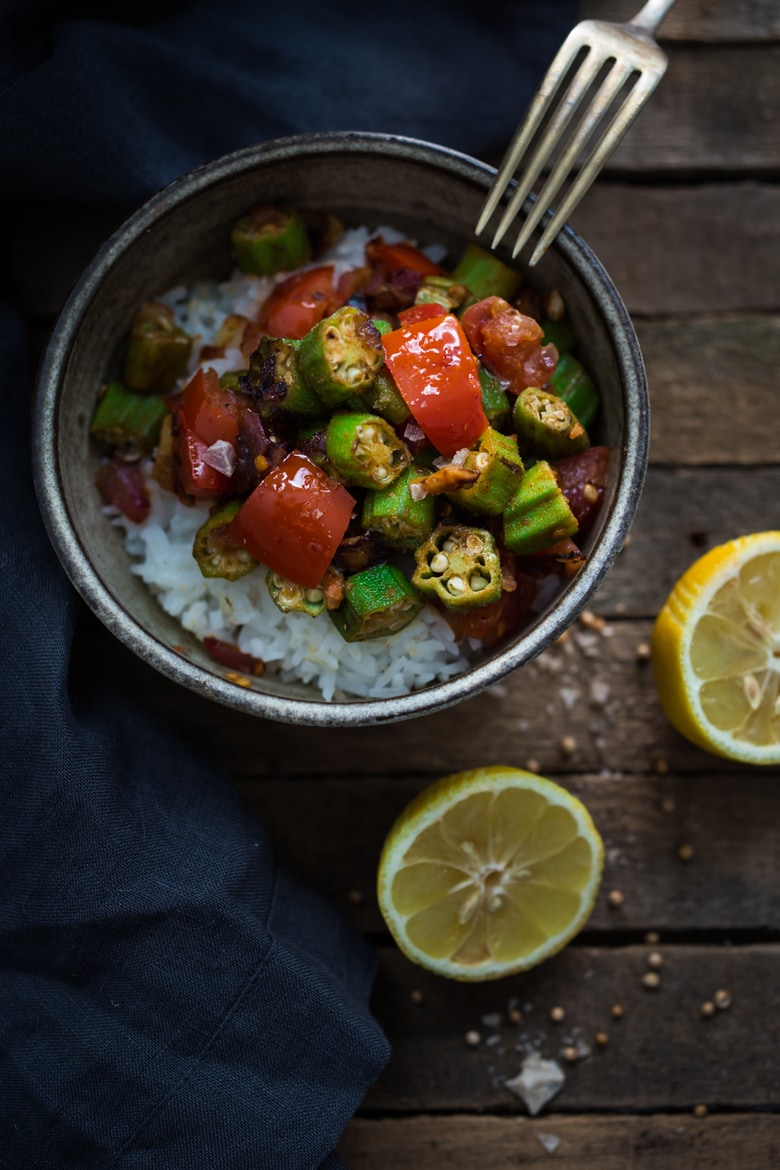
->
{"left": 461, "top": 296, "right": 558, "bottom": 394}
{"left": 258, "top": 265, "right": 335, "bottom": 340}
{"left": 397, "top": 303, "right": 448, "bottom": 326}
{"left": 367, "top": 240, "right": 445, "bottom": 277}
{"left": 182, "top": 367, "right": 241, "bottom": 446}
{"left": 444, "top": 573, "right": 538, "bottom": 646}
{"left": 554, "top": 446, "right": 610, "bottom": 530}
{"left": 227, "top": 451, "right": 356, "bottom": 588}
{"left": 382, "top": 314, "right": 489, "bottom": 457}
{"left": 203, "top": 636, "right": 264, "bottom": 676}
{"left": 240, "top": 320, "right": 264, "bottom": 363}
{"left": 172, "top": 406, "right": 233, "bottom": 499}
{"left": 95, "top": 457, "right": 150, "bottom": 523}
{"left": 334, "top": 266, "right": 369, "bottom": 306}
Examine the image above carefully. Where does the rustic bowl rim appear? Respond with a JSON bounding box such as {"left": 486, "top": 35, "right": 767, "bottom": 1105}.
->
{"left": 33, "top": 130, "right": 649, "bottom": 728}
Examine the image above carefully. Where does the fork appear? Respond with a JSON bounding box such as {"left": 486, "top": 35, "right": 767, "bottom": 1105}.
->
{"left": 476, "top": 0, "right": 678, "bottom": 266}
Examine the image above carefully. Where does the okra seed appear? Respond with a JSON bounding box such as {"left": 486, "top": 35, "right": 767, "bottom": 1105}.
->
{"left": 442, "top": 538, "right": 457, "bottom": 553}
{"left": 475, "top": 452, "right": 491, "bottom": 470}
{"left": 470, "top": 575, "right": 490, "bottom": 592}
{"left": 430, "top": 553, "right": 450, "bottom": 574}
{"left": 466, "top": 534, "right": 484, "bottom": 554}
{"left": 305, "top": 589, "right": 324, "bottom": 603}
{"left": 447, "top": 576, "right": 467, "bottom": 595}
{"left": 714, "top": 989, "right": 733, "bottom": 1010}
{"left": 359, "top": 425, "right": 376, "bottom": 441}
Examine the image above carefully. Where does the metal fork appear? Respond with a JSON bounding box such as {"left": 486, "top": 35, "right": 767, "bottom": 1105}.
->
{"left": 476, "top": 0, "right": 678, "bottom": 266}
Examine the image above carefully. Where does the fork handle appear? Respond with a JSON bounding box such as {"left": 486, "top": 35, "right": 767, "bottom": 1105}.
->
{"left": 629, "top": 0, "right": 678, "bottom": 34}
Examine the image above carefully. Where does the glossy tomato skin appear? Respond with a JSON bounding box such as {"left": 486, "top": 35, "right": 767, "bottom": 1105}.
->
{"left": 182, "top": 367, "right": 240, "bottom": 446}
{"left": 171, "top": 406, "right": 233, "bottom": 498}
{"left": 258, "top": 266, "right": 335, "bottom": 340}
{"left": 554, "top": 446, "right": 610, "bottom": 530}
{"left": 461, "top": 296, "right": 558, "bottom": 394}
{"left": 227, "top": 451, "right": 356, "bottom": 588}
{"left": 367, "top": 241, "right": 444, "bottom": 277}
{"left": 397, "top": 303, "right": 448, "bottom": 326}
{"left": 382, "top": 314, "right": 489, "bottom": 458}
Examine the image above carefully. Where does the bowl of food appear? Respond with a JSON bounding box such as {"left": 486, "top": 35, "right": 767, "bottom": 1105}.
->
{"left": 33, "top": 131, "right": 648, "bottom": 727}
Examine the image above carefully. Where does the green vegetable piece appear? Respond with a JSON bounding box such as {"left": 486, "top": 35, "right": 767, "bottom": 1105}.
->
{"left": 361, "top": 465, "right": 436, "bottom": 551}
{"left": 230, "top": 205, "right": 311, "bottom": 276}
{"left": 448, "top": 428, "right": 525, "bottom": 516}
{"left": 326, "top": 411, "right": 410, "bottom": 490}
{"left": 414, "top": 275, "right": 468, "bottom": 312}
{"left": 219, "top": 370, "right": 246, "bottom": 392}
{"left": 547, "top": 353, "right": 599, "bottom": 429}
{"left": 412, "top": 524, "right": 502, "bottom": 610}
{"left": 372, "top": 318, "right": 394, "bottom": 336}
{"left": 296, "top": 419, "right": 332, "bottom": 472}
{"left": 298, "top": 306, "right": 384, "bottom": 408}
{"left": 503, "top": 461, "right": 579, "bottom": 555}
{"left": 124, "top": 300, "right": 193, "bottom": 394}
{"left": 540, "top": 317, "right": 576, "bottom": 354}
{"left": 451, "top": 243, "right": 522, "bottom": 303}
{"left": 512, "top": 387, "right": 590, "bottom": 460}
{"left": 90, "top": 381, "right": 168, "bottom": 458}
{"left": 192, "top": 500, "right": 258, "bottom": 580}
{"left": 330, "top": 563, "right": 422, "bottom": 642}
{"left": 248, "top": 336, "right": 322, "bottom": 416}
{"left": 362, "top": 366, "right": 411, "bottom": 426}
{"left": 266, "top": 571, "right": 326, "bottom": 618}
{"left": 478, "top": 366, "right": 511, "bottom": 430}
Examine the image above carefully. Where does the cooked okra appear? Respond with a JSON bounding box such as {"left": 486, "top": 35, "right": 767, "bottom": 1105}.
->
{"left": 362, "top": 366, "right": 411, "bottom": 426}
{"left": 414, "top": 275, "right": 468, "bottom": 312}
{"left": 412, "top": 524, "right": 502, "bottom": 610}
{"left": 447, "top": 428, "right": 525, "bottom": 516}
{"left": 451, "top": 243, "right": 522, "bottom": 303}
{"left": 267, "top": 571, "right": 327, "bottom": 618}
{"left": 124, "top": 301, "right": 193, "bottom": 393}
{"left": 540, "top": 317, "right": 576, "bottom": 354}
{"left": 478, "top": 366, "right": 511, "bottom": 430}
{"left": 325, "top": 411, "right": 411, "bottom": 490}
{"left": 298, "top": 305, "right": 384, "bottom": 407}
{"left": 502, "top": 461, "right": 579, "bottom": 555}
{"left": 192, "top": 500, "right": 258, "bottom": 580}
{"left": 247, "top": 336, "right": 322, "bottom": 416}
{"left": 361, "top": 464, "right": 436, "bottom": 550}
{"left": 329, "top": 563, "right": 422, "bottom": 641}
{"left": 512, "top": 387, "right": 590, "bottom": 460}
{"left": 90, "top": 381, "right": 169, "bottom": 458}
{"left": 230, "top": 205, "right": 311, "bottom": 276}
{"left": 546, "top": 352, "right": 599, "bottom": 429}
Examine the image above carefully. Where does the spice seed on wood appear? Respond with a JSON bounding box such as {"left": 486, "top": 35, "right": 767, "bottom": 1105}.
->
{"left": 647, "top": 952, "right": 664, "bottom": 970}
{"left": 464, "top": 1030, "right": 482, "bottom": 1047}
{"left": 562, "top": 1046, "right": 579, "bottom": 1063}
{"left": 660, "top": 797, "right": 676, "bottom": 814}
{"left": 644, "top": 931, "right": 660, "bottom": 945}
{"left": 701, "top": 1001, "right": 716, "bottom": 1018}
{"left": 549, "top": 1006, "right": 566, "bottom": 1023}
{"left": 610, "top": 1004, "right": 625, "bottom": 1020}
{"left": 410, "top": 989, "right": 425, "bottom": 1005}
{"left": 594, "top": 1031, "right": 609, "bottom": 1047}
{"left": 642, "top": 971, "right": 661, "bottom": 990}
{"left": 714, "top": 989, "right": 733, "bottom": 1010}
{"left": 560, "top": 735, "right": 577, "bottom": 756}
{"left": 635, "top": 642, "right": 651, "bottom": 661}
{"left": 677, "top": 843, "right": 695, "bottom": 861}
{"left": 607, "top": 889, "right": 625, "bottom": 909}
{"left": 693, "top": 1104, "right": 709, "bottom": 1118}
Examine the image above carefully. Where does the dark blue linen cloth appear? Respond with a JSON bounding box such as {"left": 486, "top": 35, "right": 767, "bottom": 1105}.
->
{"left": 0, "top": 2, "right": 576, "bottom": 1166}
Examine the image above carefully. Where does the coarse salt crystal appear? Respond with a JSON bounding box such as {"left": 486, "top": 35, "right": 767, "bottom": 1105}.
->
{"left": 537, "top": 1132, "right": 560, "bottom": 1154}
{"left": 504, "top": 1052, "right": 565, "bottom": 1115}
{"left": 409, "top": 482, "right": 428, "bottom": 501}
{"left": 203, "top": 439, "right": 237, "bottom": 476}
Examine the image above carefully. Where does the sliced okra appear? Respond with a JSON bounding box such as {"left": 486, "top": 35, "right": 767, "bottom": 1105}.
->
{"left": 540, "top": 317, "right": 576, "bottom": 354}
{"left": 90, "top": 381, "right": 169, "bottom": 458}
{"left": 193, "top": 500, "right": 258, "bottom": 580}
{"left": 412, "top": 524, "right": 502, "bottom": 610}
{"left": 512, "top": 387, "right": 590, "bottom": 460}
{"left": 329, "top": 563, "right": 422, "bottom": 642}
{"left": 451, "top": 243, "right": 522, "bottom": 303}
{"left": 267, "top": 571, "right": 326, "bottom": 618}
{"left": 230, "top": 205, "right": 311, "bottom": 276}
{"left": 447, "top": 428, "right": 525, "bottom": 516}
{"left": 503, "top": 461, "right": 579, "bottom": 555}
{"left": 414, "top": 275, "right": 468, "bottom": 312}
{"left": 298, "top": 305, "right": 384, "bottom": 408}
{"left": 325, "top": 411, "right": 411, "bottom": 490}
{"left": 478, "top": 365, "right": 511, "bottom": 431}
{"left": 361, "top": 464, "right": 436, "bottom": 551}
{"left": 247, "top": 336, "right": 322, "bottom": 416}
{"left": 124, "top": 300, "right": 193, "bottom": 393}
{"left": 546, "top": 353, "right": 599, "bottom": 429}
{"left": 362, "top": 366, "right": 412, "bottom": 426}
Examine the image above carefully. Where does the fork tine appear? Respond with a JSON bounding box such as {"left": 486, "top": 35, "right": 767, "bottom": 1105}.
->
{"left": 526, "top": 69, "right": 663, "bottom": 265}
{"left": 489, "top": 47, "right": 610, "bottom": 250}
{"left": 475, "top": 25, "right": 595, "bottom": 237}
{"left": 510, "top": 59, "right": 639, "bottom": 260}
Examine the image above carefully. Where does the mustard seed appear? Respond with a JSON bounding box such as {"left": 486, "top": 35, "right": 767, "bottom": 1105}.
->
{"left": 610, "top": 1004, "right": 625, "bottom": 1020}
{"left": 693, "top": 1104, "right": 708, "bottom": 1118}
{"left": 549, "top": 1006, "right": 566, "bottom": 1023}
{"left": 607, "top": 889, "right": 625, "bottom": 909}
{"left": 594, "top": 1031, "right": 609, "bottom": 1047}
{"left": 562, "top": 1045, "right": 579, "bottom": 1063}
{"left": 700, "top": 1001, "right": 716, "bottom": 1018}
{"left": 714, "top": 989, "right": 733, "bottom": 1010}
{"left": 642, "top": 971, "right": 660, "bottom": 990}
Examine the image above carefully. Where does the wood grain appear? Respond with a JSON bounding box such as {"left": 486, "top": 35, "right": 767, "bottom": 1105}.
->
{"left": 341, "top": 1114, "right": 780, "bottom": 1169}
{"left": 365, "top": 945, "right": 780, "bottom": 1111}
{"left": 581, "top": 0, "right": 780, "bottom": 43}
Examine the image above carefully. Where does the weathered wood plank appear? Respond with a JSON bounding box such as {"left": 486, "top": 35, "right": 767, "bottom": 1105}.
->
{"left": 570, "top": 184, "right": 780, "bottom": 315}
{"left": 638, "top": 316, "right": 780, "bottom": 466}
{"left": 341, "top": 1114, "right": 780, "bottom": 1170}
{"left": 364, "top": 945, "right": 780, "bottom": 1111}
{"left": 239, "top": 769, "right": 780, "bottom": 935}
{"left": 581, "top": 0, "right": 780, "bottom": 42}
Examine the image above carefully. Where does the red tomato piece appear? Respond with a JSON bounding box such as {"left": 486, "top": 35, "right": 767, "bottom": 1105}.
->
{"left": 172, "top": 406, "right": 233, "bottom": 499}
{"left": 382, "top": 314, "right": 489, "bottom": 457}
{"left": 553, "top": 445, "right": 610, "bottom": 530}
{"left": 397, "top": 303, "right": 448, "bottom": 326}
{"left": 258, "top": 265, "right": 335, "bottom": 340}
{"left": 203, "top": 636, "right": 264, "bottom": 676}
{"left": 444, "top": 573, "right": 538, "bottom": 646}
{"left": 461, "top": 296, "right": 558, "bottom": 394}
{"left": 227, "top": 451, "right": 356, "bottom": 588}
{"left": 182, "top": 367, "right": 240, "bottom": 446}
{"left": 367, "top": 240, "right": 444, "bottom": 277}
{"left": 95, "top": 457, "right": 150, "bottom": 523}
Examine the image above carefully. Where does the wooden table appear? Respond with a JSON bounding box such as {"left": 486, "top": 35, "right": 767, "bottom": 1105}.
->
{"left": 19, "top": 2, "right": 779, "bottom": 1165}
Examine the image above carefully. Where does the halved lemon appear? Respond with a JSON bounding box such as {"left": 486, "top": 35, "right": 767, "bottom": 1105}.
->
{"left": 651, "top": 531, "right": 780, "bottom": 765}
{"left": 377, "top": 766, "right": 603, "bottom": 981}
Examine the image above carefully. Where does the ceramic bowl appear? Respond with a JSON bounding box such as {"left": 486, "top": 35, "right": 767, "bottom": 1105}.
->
{"left": 33, "top": 131, "right": 649, "bottom": 727}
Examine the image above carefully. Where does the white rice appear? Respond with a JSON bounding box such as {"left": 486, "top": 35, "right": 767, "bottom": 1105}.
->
{"left": 110, "top": 226, "right": 473, "bottom": 700}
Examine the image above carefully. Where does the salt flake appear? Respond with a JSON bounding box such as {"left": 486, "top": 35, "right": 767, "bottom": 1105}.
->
{"left": 504, "top": 1052, "right": 565, "bottom": 1115}
{"left": 537, "top": 1132, "right": 560, "bottom": 1154}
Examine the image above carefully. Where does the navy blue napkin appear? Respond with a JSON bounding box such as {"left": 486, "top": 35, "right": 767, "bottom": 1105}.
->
{"left": 0, "top": 1, "right": 576, "bottom": 1166}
